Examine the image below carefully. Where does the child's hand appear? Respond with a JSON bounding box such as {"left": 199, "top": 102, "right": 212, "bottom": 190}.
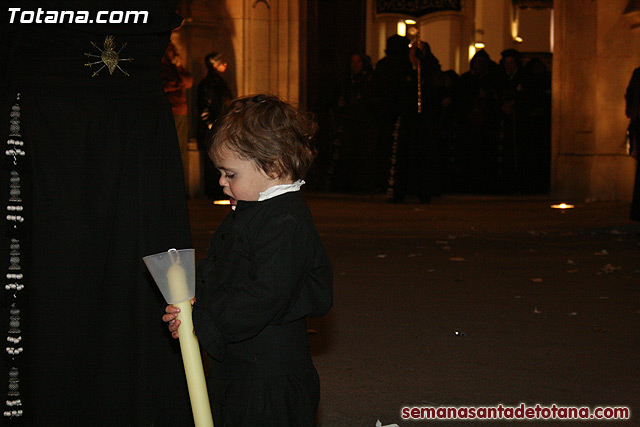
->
{"left": 161, "top": 299, "right": 196, "bottom": 339}
{"left": 162, "top": 305, "right": 182, "bottom": 339}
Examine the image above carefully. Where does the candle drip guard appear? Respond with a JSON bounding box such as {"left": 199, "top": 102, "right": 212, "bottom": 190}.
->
{"left": 143, "top": 248, "right": 214, "bottom": 427}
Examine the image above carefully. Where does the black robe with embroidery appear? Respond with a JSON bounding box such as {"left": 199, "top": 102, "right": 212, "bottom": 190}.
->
{"left": 1, "top": 2, "right": 193, "bottom": 425}
{"left": 192, "top": 191, "right": 333, "bottom": 427}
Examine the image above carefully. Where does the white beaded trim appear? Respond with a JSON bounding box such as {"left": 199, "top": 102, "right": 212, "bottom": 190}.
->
{"left": 3, "top": 95, "right": 24, "bottom": 419}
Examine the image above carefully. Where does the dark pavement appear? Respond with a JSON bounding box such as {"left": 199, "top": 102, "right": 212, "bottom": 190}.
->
{"left": 188, "top": 193, "right": 640, "bottom": 427}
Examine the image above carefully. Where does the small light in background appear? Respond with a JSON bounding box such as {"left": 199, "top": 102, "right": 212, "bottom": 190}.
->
{"left": 550, "top": 203, "right": 575, "bottom": 210}
{"left": 473, "top": 28, "right": 485, "bottom": 52}
{"left": 213, "top": 200, "right": 231, "bottom": 206}
{"left": 469, "top": 44, "right": 477, "bottom": 61}
{"left": 398, "top": 19, "right": 417, "bottom": 38}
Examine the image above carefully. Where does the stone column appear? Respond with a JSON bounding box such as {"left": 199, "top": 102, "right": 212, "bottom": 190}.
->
{"left": 552, "top": 0, "right": 638, "bottom": 200}
{"left": 241, "top": 0, "right": 301, "bottom": 101}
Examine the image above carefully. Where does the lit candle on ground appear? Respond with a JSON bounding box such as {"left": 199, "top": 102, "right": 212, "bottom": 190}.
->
{"left": 550, "top": 203, "right": 575, "bottom": 209}
{"left": 166, "top": 261, "right": 214, "bottom": 427}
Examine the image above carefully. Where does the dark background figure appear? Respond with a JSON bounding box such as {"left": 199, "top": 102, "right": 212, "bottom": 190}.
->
{"left": 625, "top": 67, "right": 640, "bottom": 221}
{"left": 196, "top": 52, "right": 233, "bottom": 199}
{"left": 455, "top": 49, "right": 501, "bottom": 193}
{"left": 326, "top": 53, "right": 379, "bottom": 193}
{"left": 373, "top": 35, "right": 442, "bottom": 203}
{"left": 495, "top": 48, "right": 523, "bottom": 193}
{"left": 161, "top": 41, "right": 193, "bottom": 185}
{"left": 517, "top": 57, "right": 552, "bottom": 194}
{"left": 372, "top": 35, "right": 413, "bottom": 202}
{"left": 436, "top": 69, "right": 461, "bottom": 194}
{"left": 1, "top": 1, "right": 193, "bottom": 424}
{"left": 413, "top": 40, "right": 446, "bottom": 199}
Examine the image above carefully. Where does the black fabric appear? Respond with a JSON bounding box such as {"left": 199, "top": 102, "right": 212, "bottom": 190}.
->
{"left": 628, "top": 119, "right": 640, "bottom": 221}
{"left": 196, "top": 70, "right": 233, "bottom": 142}
{"left": 631, "top": 160, "right": 640, "bottom": 221}
{"left": 192, "top": 191, "right": 332, "bottom": 426}
{"left": 625, "top": 68, "right": 640, "bottom": 221}
{"left": 208, "top": 367, "right": 320, "bottom": 427}
{"left": 5, "top": 26, "right": 168, "bottom": 99}
{"left": 1, "top": 3, "right": 193, "bottom": 425}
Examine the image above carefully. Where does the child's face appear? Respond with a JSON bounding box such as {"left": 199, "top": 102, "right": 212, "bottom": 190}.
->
{"left": 215, "top": 149, "right": 291, "bottom": 204}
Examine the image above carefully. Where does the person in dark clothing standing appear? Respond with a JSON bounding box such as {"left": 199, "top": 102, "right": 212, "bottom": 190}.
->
{"left": 373, "top": 35, "right": 442, "bottom": 203}
{"left": 328, "top": 53, "right": 378, "bottom": 193}
{"left": 197, "top": 52, "right": 233, "bottom": 199}
{"left": 164, "top": 94, "right": 333, "bottom": 427}
{"left": 495, "top": 48, "right": 523, "bottom": 192}
{"left": 455, "top": 49, "right": 500, "bottom": 193}
{"left": 517, "top": 57, "right": 551, "bottom": 194}
{"left": 625, "top": 67, "right": 640, "bottom": 221}
{"left": 1, "top": 2, "right": 193, "bottom": 425}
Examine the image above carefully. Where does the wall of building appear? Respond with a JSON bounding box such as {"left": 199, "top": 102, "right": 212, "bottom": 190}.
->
{"left": 474, "top": 1, "right": 552, "bottom": 65}
{"left": 173, "top": 0, "right": 302, "bottom": 137}
{"left": 552, "top": 0, "right": 637, "bottom": 200}
{"left": 517, "top": 7, "right": 552, "bottom": 53}
{"left": 420, "top": 15, "right": 465, "bottom": 73}
{"left": 475, "top": 0, "right": 510, "bottom": 61}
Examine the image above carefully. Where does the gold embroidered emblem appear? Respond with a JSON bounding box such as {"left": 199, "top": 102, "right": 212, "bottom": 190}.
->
{"left": 84, "top": 35, "right": 133, "bottom": 77}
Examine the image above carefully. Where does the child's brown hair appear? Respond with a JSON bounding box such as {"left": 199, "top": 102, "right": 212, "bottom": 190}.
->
{"left": 208, "top": 94, "right": 318, "bottom": 181}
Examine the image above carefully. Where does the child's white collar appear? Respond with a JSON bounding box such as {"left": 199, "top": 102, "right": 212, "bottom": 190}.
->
{"left": 258, "top": 180, "right": 305, "bottom": 201}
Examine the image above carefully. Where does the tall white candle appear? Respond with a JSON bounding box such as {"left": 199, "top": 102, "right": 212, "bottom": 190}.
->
{"left": 167, "top": 263, "right": 214, "bottom": 427}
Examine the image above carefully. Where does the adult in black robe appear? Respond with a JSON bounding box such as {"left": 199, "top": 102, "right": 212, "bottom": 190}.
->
{"left": 373, "top": 35, "right": 442, "bottom": 203}
{"left": 1, "top": 2, "right": 193, "bottom": 425}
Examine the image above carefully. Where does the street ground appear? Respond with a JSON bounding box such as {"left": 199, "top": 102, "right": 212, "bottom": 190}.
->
{"left": 188, "top": 193, "right": 640, "bottom": 427}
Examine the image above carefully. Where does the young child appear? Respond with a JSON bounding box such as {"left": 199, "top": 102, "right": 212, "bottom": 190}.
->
{"left": 163, "top": 94, "right": 333, "bottom": 426}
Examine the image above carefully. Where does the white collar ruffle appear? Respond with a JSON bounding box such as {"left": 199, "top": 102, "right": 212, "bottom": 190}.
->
{"left": 258, "top": 180, "right": 305, "bottom": 201}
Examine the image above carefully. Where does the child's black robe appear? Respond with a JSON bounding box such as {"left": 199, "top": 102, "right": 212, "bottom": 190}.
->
{"left": 193, "top": 191, "right": 333, "bottom": 427}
